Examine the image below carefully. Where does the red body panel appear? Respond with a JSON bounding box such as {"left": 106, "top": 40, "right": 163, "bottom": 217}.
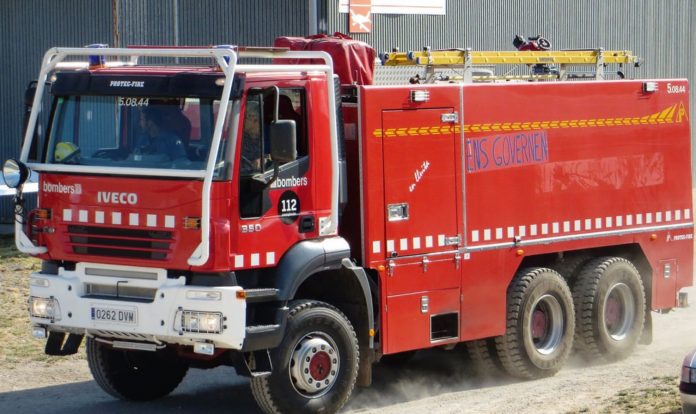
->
{"left": 355, "top": 80, "right": 693, "bottom": 354}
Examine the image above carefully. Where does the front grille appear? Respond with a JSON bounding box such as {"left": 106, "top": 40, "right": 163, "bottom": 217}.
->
{"left": 67, "top": 225, "right": 173, "bottom": 260}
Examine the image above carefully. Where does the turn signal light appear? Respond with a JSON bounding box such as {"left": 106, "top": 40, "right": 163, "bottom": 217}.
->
{"left": 183, "top": 217, "right": 201, "bottom": 230}
{"left": 35, "top": 208, "right": 52, "bottom": 219}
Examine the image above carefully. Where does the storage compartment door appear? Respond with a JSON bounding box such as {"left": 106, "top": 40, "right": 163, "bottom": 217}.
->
{"left": 381, "top": 108, "right": 459, "bottom": 257}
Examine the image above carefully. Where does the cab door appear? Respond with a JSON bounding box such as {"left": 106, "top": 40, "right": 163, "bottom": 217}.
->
{"left": 381, "top": 107, "right": 461, "bottom": 354}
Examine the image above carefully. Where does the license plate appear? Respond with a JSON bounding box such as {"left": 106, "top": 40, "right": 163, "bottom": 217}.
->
{"left": 90, "top": 304, "right": 137, "bottom": 325}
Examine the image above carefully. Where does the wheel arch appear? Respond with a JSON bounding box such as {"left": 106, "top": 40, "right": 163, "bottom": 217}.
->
{"left": 272, "top": 238, "right": 375, "bottom": 386}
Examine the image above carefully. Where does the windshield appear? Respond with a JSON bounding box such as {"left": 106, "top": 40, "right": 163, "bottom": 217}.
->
{"left": 45, "top": 95, "right": 233, "bottom": 177}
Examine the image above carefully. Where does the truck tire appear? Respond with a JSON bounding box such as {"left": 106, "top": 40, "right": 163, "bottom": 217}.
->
{"left": 464, "top": 339, "right": 504, "bottom": 378}
{"left": 550, "top": 254, "right": 592, "bottom": 287}
{"left": 572, "top": 257, "right": 645, "bottom": 361}
{"left": 494, "top": 268, "right": 575, "bottom": 379}
{"left": 86, "top": 338, "right": 188, "bottom": 401}
{"left": 250, "top": 300, "right": 359, "bottom": 414}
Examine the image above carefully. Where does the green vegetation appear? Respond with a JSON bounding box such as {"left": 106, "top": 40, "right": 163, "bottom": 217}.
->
{"left": 0, "top": 235, "right": 84, "bottom": 368}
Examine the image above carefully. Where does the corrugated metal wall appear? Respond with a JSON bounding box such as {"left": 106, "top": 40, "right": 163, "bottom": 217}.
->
{"left": 1, "top": 0, "right": 694, "bottom": 224}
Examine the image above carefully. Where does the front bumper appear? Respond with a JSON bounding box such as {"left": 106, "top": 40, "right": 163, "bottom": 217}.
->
{"left": 29, "top": 262, "right": 246, "bottom": 350}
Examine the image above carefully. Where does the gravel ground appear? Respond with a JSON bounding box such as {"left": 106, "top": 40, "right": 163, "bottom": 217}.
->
{"left": 0, "top": 287, "right": 692, "bottom": 413}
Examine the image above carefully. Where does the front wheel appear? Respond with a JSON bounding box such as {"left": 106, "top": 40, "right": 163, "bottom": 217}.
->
{"left": 250, "top": 300, "right": 359, "bottom": 414}
{"left": 86, "top": 338, "right": 188, "bottom": 401}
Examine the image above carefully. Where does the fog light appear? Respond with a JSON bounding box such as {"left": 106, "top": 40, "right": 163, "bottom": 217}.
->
{"left": 193, "top": 342, "right": 215, "bottom": 356}
{"left": 29, "top": 296, "right": 61, "bottom": 320}
{"left": 29, "top": 277, "right": 50, "bottom": 288}
{"left": 31, "top": 326, "right": 47, "bottom": 339}
{"left": 181, "top": 311, "right": 222, "bottom": 333}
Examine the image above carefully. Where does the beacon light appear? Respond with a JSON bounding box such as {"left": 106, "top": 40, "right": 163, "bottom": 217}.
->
{"left": 86, "top": 44, "right": 108, "bottom": 68}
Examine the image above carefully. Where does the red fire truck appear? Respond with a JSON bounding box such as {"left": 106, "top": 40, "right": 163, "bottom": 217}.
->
{"left": 2, "top": 37, "right": 693, "bottom": 413}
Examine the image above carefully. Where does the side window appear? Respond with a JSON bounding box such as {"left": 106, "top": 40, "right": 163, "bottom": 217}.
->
{"left": 240, "top": 96, "right": 264, "bottom": 176}
{"left": 274, "top": 89, "right": 307, "bottom": 161}
{"left": 239, "top": 88, "right": 308, "bottom": 219}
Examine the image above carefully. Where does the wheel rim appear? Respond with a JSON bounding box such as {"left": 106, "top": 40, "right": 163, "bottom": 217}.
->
{"left": 528, "top": 294, "right": 564, "bottom": 355}
{"left": 603, "top": 282, "right": 635, "bottom": 341}
{"left": 289, "top": 332, "right": 340, "bottom": 398}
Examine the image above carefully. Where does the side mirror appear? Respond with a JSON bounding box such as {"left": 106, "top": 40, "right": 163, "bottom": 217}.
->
{"left": 269, "top": 120, "right": 297, "bottom": 164}
{"left": 2, "top": 159, "right": 30, "bottom": 189}
{"left": 25, "top": 81, "right": 37, "bottom": 108}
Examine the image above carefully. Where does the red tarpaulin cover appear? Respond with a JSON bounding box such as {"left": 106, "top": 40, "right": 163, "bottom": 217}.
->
{"left": 274, "top": 32, "right": 376, "bottom": 85}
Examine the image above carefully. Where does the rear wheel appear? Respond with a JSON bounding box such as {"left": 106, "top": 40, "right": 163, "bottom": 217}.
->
{"left": 86, "top": 338, "right": 188, "bottom": 401}
{"left": 572, "top": 257, "right": 645, "bottom": 361}
{"left": 250, "top": 300, "right": 359, "bottom": 414}
{"left": 464, "top": 338, "right": 504, "bottom": 378}
{"left": 495, "top": 268, "right": 575, "bottom": 379}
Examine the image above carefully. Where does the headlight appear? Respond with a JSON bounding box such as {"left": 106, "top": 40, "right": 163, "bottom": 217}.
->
{"left": 29, "top": 297, "right": 61, "bottom": 320}
{"left": 180, "top": 311, "right": 223, "bottom": 334}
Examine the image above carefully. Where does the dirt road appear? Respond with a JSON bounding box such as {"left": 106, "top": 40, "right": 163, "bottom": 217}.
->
{"left": 1, "top": 286, "right": 692, "bottom": 413}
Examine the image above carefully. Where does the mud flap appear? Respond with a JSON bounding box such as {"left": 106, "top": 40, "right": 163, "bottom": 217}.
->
{"left": 45, "top": 332, "right": 84, "bottom": 355}
{"left": 356, "top": 346, "right": 373, "bottom": 387}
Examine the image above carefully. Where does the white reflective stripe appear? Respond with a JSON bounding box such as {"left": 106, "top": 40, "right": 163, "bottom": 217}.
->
{"left": 413, "top": 237, "right": 421, "bottom": 249}
{"left": 251, "top": 253, "right": 260, "bottom": 267}
{"left": 426, "top": 235, "right": 434, "bottom": 247}
{"left": 234, "top": 255, "right": 244, "bottom": 268}
{"left": 552, "top": 222, "right": 559, "bottom": 234}
{"left": 495, "top": 228, "right": 503, "bottom": 240}
{"left": 266, "top": 252, "right": 276, "bottom": 265}
{"left": 636, "top": 214, "right": 643, "bottom": 225}
{"left": 574, "top": 220, "right": 581, "bottom": 231}
{"left": 626, "top": 215, "right": 633, "bottom": 225}
{"left": 646, "top": 213, "right": 653, "bottom": 224}
{"left": 594, "top": 218, "right": 602, "bottom": 229}
{"left": 147, "top": 214, "right": 157, "bottom": 227}
{"left": 676, "top": 210, "right": 682, "bottom": 220}
{"left": 165, "top": 215, "right": 175, "bottom": 228}
{"left": 541, "top": 223, "right": 549, "bottom": 235}
{"left": 63, "top": 209, "right": 72, "bottom": 222}
{"left": 112, "top": 212, "right": 122, "bottom": 225}
{"left": 78, "top": 210, "right": 88, "bottom": 223}
{"left": 605, "top": 217, "right": 613, "bottom": 228}
{"left": 563, "top": 221, "right": 570, "bottom": 232}
{"left": 438, "top": 234, "right": 446, "bottom": 246}
{"left": 518, "top": 226, "right": 526, "bottom": 237}
{"left": 656, "top": 212, "right": 663, "bottom": 223}
{"left": 400, "top": 238, "right": 408, "bottom": 251}
{"left": 666, "top": 211, "right": 672, "bottom": 222}
{"left": 95, "top": 211, "right": 105, "bottom": 224}
{"left": 616, "top": 216, "right": 623, "bottom": 227}
{"left": 129, "top": 213, "right": 139, "bottom": 226}
{"left": 471, "top": 230, "right": 479, "bottom": 242}
{"left": 507, "top": 227, "right": 514, "bottom": 238}
{"left": 387, "top": 240, "right": 395, "bottom": 252}
{"left": 585, "top": 219, "right": 592, "bottom": 230}
{"left": 372, "top": 240, "right": 381, "bottom": 254}
{"left": 530, "top": 225, "right": 537, "bottom": 236}
{"left": 686, "top": 209, "right": 691, "bottom": 220}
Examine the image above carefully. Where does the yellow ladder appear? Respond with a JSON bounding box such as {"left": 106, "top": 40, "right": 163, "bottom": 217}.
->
{"left": 380, "top": 48, "right": 641, "bottom": 82}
